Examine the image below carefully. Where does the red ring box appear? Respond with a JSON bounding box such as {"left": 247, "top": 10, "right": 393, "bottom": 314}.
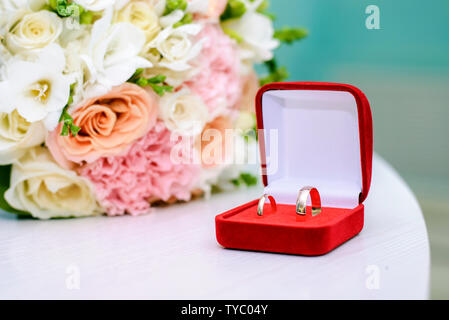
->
{"left": 215, "top": 82, "right": 373, "bottom": 255}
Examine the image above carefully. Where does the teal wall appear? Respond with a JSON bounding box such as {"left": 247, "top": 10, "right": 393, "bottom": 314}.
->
{"left": 271, "top": 0, "right": 449, "bottom": 78}
{"left": 268, "top": 0, "right": 449, "bottom": 196}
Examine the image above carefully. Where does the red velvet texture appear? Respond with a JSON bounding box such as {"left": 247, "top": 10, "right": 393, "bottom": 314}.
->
{"left": 215, "top": 200, "right": 364, "bottom": 255}
{"left": 215, "top": 82, "right": 373, "bottom": 256}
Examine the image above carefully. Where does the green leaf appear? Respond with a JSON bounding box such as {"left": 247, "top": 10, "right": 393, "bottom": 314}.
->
{"left": 174, "top": 12, "right": 193, "bottom": 28}
{"left": 240, "top": 173, "right": 258, "bottom": 186}
{"left": 259, "top": 67, "right": 288, "bottom": 86}
{"left": 231, "top": 178, "right": 241, "bottom": 187}
{"left": 67, "top": 93, "right": 73, "bottom": 106}
{"left": 222, "top": 28, "right": 243, "bottom": 43}
{"left": 129, "top": 71, "right": 173, "bottom": 96}
{"left": 255, "top": 0, "right": 269, "bottom": 12}
{"left": 69, "top": 123, "right": 81, "bottom": 136}
{"left": 220, "top": 0, "right": 247, "bottom": 21}
{"left": 255, "top": 0, "right": 276, "bottom": 20}
{"left": 264, "top": 58, "right": 277, "bottom": 73}
{"left": 164, "top": 0, "right": 188, "bottom": 16}
{"left": 61, "top": 123, "right": 69, "bottom": 136}
{"left": 59, "top": 106, "right": 80, "bottom": 137}
{"left": 0, "top": 165, "right": 29, "bottom": 216}
{"left": 147, "top": 74, "right": 166, "bottom": 84}
{"left": 50, "top": 0, "right": 83, "bottom": 18}
{"left": 231, "top": 172, "right": 258, "bottom": 187}
{"left": 274, "top": 27, "right": 308, "bottom": 44}
{"left": 259, "top": 11, "right": 276, "bottom": 20}
{"left": 58, "top": 84, "right": 80, "bottom": 137}
{"left": 259, "top": 59, "right": 289, "bottom": 86}
{"left": 149, "top": 83, "right": 173, "bottom": 96}
{"left": 128, "top": 68, "right": 144, "bottom": 82}
{"left": 79, "top": 10, "right": 94, "bottom": 24}
{"left": 136, "top": 77, "right": 148, "bottom": 87}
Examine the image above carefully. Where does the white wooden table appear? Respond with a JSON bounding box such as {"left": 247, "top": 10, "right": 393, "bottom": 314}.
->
{"left": 0, "top": 154, "right": 430, "bottom": 299}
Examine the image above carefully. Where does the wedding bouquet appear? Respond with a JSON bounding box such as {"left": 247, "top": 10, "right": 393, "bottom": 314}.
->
{"left": 0, "top": 0, "right": 306, "bottom": 219}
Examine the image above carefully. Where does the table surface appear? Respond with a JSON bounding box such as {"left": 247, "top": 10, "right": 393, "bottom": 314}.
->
{"left": 0, "top": 154, "right": 430, "bottom": 299}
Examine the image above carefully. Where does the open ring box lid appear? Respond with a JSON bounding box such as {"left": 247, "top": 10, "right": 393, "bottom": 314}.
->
{"left": 215, "top": 82, "right": 373, "bottom": 255}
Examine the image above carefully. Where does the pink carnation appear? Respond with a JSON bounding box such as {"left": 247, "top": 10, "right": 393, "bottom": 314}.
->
{"left": 186, "top": 24, "right": 242, "bottom": 117}
{"left": 78, "top": 121, "right": 199, "bottom": 216}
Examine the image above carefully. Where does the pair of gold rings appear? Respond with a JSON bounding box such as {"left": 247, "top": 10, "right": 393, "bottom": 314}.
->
{"left": 257, "top": 186, "right": 322, "bottom": 217}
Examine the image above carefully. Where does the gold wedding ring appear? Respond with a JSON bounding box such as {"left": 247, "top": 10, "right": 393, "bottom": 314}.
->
{"left": 257, "top": 194, "right": 277, "bottom": 216}
{"left": 296, "top": 186, "right": 322, "bottom": 216}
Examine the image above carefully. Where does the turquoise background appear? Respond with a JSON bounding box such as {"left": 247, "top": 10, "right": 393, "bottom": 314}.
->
{"left": 268, "top": 0, "right": 449, "bottom": 189}
{"left": 272, "top": 0, "right": 449, "bottom": 78}
{"left": 268, "top": 0, "right": 449, "bottom": 298}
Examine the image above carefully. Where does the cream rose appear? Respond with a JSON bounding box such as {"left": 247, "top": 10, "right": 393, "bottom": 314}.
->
{"left": 116, "top": 1, "right": 160, "bottom": 40}
{"left": 5, "top": 10, "right": 62, "bottom": 54}
{"left": 148, "top": 23, "right": 204, "bottom": 71}
{"left": 160, "top": 90, "right": 209, "bottom": 136}
{"left": 4, "top": 147, "right": 100, "bottom": 219}
{"left": 0, "top": 110, "right": 46, "bottom": 164}
{"left": 221, "top": 9, "right": 279, "bottom": 63}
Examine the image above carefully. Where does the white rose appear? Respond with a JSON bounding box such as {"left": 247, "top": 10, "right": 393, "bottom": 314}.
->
{"left": 0, "top": 0, "right": 45, "bottom": 11}
{"left": 117, "top": 0, "right": 165, "bottom": 15}
{"left": 73, "top": 0, "right": 116, "bottom": 11}
{"left": 4, "top": 147, "right": 100, "bottom": 219}
{"left": 221, "top": 10, "right": 279, "bottom": 63}
{"left": 81, "top": 7, "right": 152, "bottom": 98}
{"left": 148, "top": 21, "right": 204, "bottom": 71}
{"left": 0, "top": 110, "right": 46, "bottom": 164}
{"left": 160, "top": 89, "right": 209, "bottom": 136}
{"left": 0, "top": 0, "right": 44, "bottom": 34}
{"left": 115, "top": 0, "right": 160, "bottom": 40}
{"left": 0, "top": 1, "right": 24, "bottom": 37}
{"left": 0, "top": 44, "right": 72, "bottom": 130}
{"left": 5, "top": 10, "right": 63, "bottom": 54}
{"left": 0, "top": 42, "right": 12, "bottom": 80}
{"left": 0, "top": 0, "right": 27, "bottom": 10}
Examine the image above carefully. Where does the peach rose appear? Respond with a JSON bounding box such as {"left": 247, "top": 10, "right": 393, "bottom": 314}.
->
{"left": 47, "top": 83, "right": 158, "bottom": 169}
{"left": 236, "top": 71, "right": 259, "bottom": 112}
{"left": 197, "top": 116, "right": 233, "bottom": 167}
{"left": 205, "top": 0, "right": 228, "bottom": 20}
{"left": 189, "top": 0, "right": 227, "bottom": 20}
